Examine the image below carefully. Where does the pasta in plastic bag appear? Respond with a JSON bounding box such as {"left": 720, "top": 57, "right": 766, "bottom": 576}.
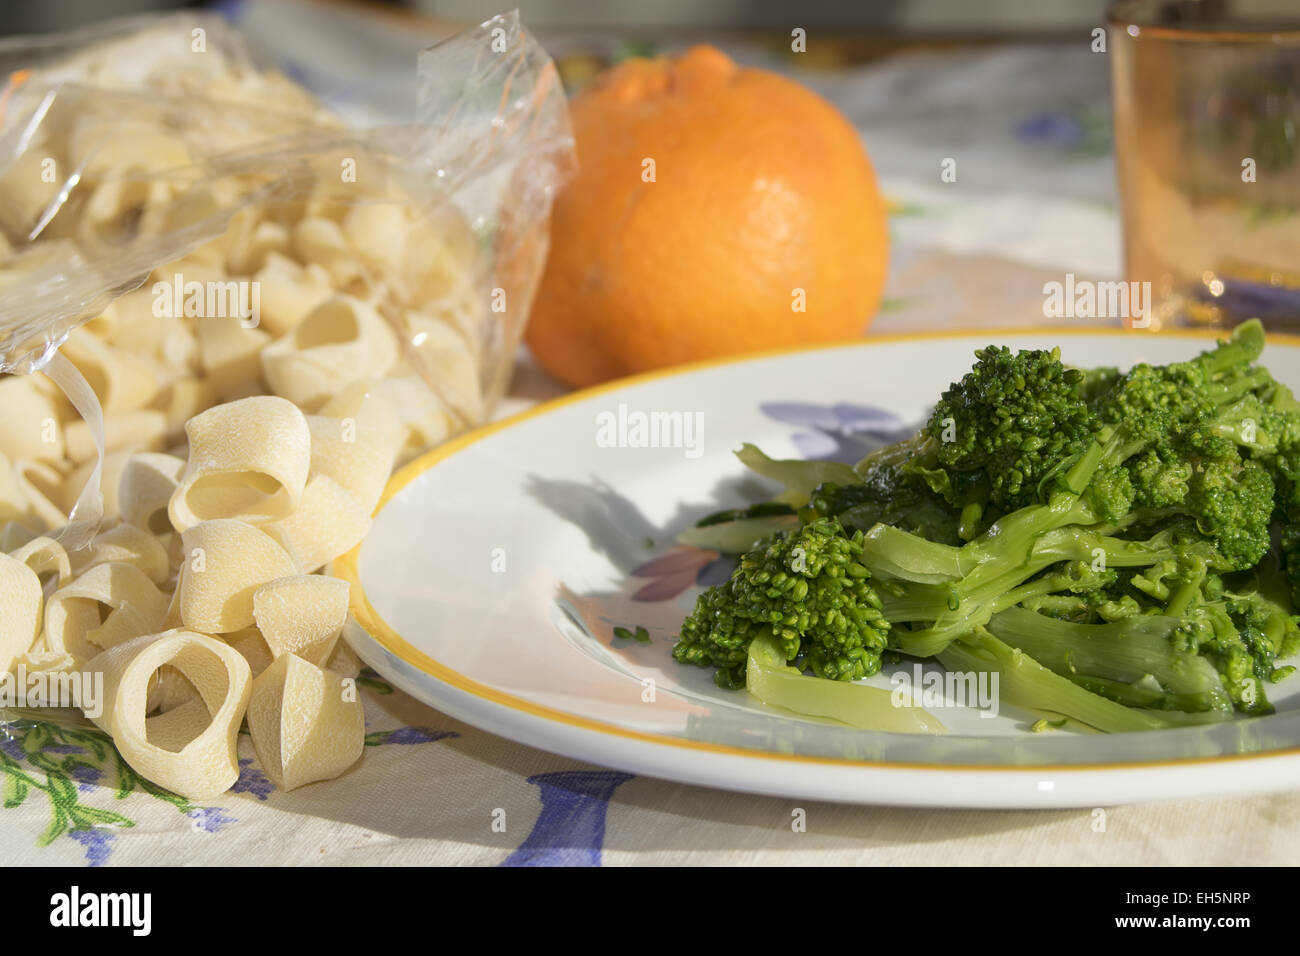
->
{"left": 0, "top": 11, "right": 572, "bottom": 796}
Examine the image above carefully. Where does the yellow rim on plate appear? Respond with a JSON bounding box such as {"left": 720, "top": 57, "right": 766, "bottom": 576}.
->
{"left": 335, "top": 326, "right": 1300, "bottom": 773}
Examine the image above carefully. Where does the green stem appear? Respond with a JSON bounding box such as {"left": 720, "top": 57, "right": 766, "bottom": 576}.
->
{"left": 746, "top": 632, "right": 944, "bottom": 734}
{"left": 937, "top": 629, "right": 1180, "bottom": 733}
{"left": 986, "top": 606, "right": 1232, "bottom": 712}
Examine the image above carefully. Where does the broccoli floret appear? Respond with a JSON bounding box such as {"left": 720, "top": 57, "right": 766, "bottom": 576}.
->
{"left": 1078, "top": 324, "right": 1275, "bottom": 568}
{"left": 878, "top": 325, "right": 1279, "bottom": 655}
{"left": 1171, "top": 601, "right": 1279, "bottom": 714}
{"left": 912, "top": 323, "right": 1271, "bottom": 550}
{"left": 1095, "top": 361, "right": 1214, "bottom": 442}
{"left": 1094, "top": 319, "right": 1270, "bottom": 445}
{"left": 1086, "top": 321, "right": 1267, "bottom": 476}
{"left": 676, "top": 319, "right": 1300, "bottom": 730}
{"left": 1127, "top": 445, "right": 1192, "bottom": 509}
{"left": 672, "top": 518, "right": 889, "bottom": 688}
{"left": 1124, "top": 437, "right": 1273, "bottom": 570}
{"left": 926, "top": 345, "right": 1094, "bottom": 512}
{"left": 1083, "top": 463, "right": 1135, "bottom": 525}
{"left": 1187, "top": 458, "right": 1274, "bottom": 570}
{"left": 1229, "top": 594, "right": 1300, "bottom": 666}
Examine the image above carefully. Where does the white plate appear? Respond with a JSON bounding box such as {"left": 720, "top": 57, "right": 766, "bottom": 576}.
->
{"left": 336, "top": 329, "right": 1300, "bottom": 807}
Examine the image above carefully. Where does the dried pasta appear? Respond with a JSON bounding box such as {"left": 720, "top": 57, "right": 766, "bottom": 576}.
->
{"left": 293, "top": 217, "right": 362, "bottom": 288}
{"left": 224, "top": 626, "right": 275, "bottom": 679}
{"left": 405, "top": 311, "right": 483, "bottom": 424}
{"left": 0, "top": 377, "right": 63, "bottom": 463}
{"left": 70, "top": 521, "right": 170, "bottom": 585}
{"left": 252, "top": 574, "right": 349, "bottom": 665}
{"left": 247, "top": 653, "right": 364, "bottom": 791}
{"left": 0, "top": 552, "right": 43, "bottom": 673}
{"left": 64, "top": 410, "right": 168, "bottom": 464}
{"left": 370, "top": 377, "right": 454, "bottom": 463}
{"left": 0, "top": 22, "right": 508, "bottom": 800}
{"left": 87, "top": 630, "right": 253, "bottom": 801}
{"left": 253, "top": 254, "right": 335, "bottom": 337}
{"left": 305, "top": 415, "right": 392, "bottom": 516}
{"left": 177, "top": 519, "right": 298, "bottom": 633}
{"left": 260, "top": 295, "right": 399, "bottom": 410}
{"left": 0, "top": 521, "right": 37, "bottom": 553}
{"left": 318, "top": 382, "right": 404, "bottom": 466}
{"left": 65, "top": 449, "right": 135, "bottom": 522}
{"left": 326, "top": 639, "right": 362, "bottom": 680}
{"left": 169, "top": 396, "right": 311, "bottom": 531}
{"left": 12, "top": 460, "right": 72, "bottom": 530}
{"left": 265, "top": 474, "right": 371, "bottom": 574}
{"left": 60, "top": 331, "right": 160, "bottom": 415}
{"left": 7, "top": 535, "right": 72, "bottom": 590}
{"left": 44, "top": 562, "right": 169, "bottom": 665}
{"left": 153, "top": 378, "right": 217, "bottom": 435}
{"left": 195, "top": 316, "right": 271, "bottom": 402}
{"left": 117, "top": 452, "right": 185, "bottom": 534}
{"left": 0, "top": 453, "right": 31, "bottom": 524}
{"left": 145, "top": 664, "right": 202, "bottom": 715}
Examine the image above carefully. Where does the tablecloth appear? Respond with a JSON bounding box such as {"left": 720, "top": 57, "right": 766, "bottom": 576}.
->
{"left": 4, "top": 5, "right": 1297, "bottom": 868}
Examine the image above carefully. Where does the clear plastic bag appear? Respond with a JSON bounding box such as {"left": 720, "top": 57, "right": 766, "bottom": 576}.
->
{"left": 0, "top": 9, "right": 573, "bottom": 544}
{"left": 0, "top": 11, "right": 572, "bottom": 791}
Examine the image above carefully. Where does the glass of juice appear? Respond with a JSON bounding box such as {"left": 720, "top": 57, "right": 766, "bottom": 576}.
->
{"left": 1109, "top": 0, "right": 1300, "bottom": 329}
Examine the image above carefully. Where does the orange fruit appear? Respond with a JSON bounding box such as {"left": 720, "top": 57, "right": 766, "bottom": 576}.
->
{"left": 526, "top": 45, "right": 889, "bottom": 388}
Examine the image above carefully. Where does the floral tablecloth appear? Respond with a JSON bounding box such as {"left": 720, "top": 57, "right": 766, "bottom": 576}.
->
{"left": 5, "top": 6, "right": 1299, "bottom": 868}
{"left": 7, "top": 668, "right": 1300, "bottom": 867}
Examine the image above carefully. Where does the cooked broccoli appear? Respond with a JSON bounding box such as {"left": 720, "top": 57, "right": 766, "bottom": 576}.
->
{"left": 673, "top": 517, "right": 890, "bottom": 689}
{"left": 985, "top": 605, "right": 1232, "bottom": 714}
{"left": 1120, "top": 437, "right": 1274, "bottom": 570}
{"left": 1169, "top": 592, "right": 1300, "bottom": 714}
{"left": 1257, "top": 383, "right": 1300, "bottom": 606}
{"left": 865, "top": 524, "right": 1217, "bottom": 659}
{"left": 673, "top": 320, "right": 1300, "bottom": 732}
{"left": 925, "top": 345, "right": 1094, "bottom": 514}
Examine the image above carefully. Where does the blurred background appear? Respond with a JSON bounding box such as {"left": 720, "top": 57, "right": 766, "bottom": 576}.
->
{"left": 0, "top": 0, "right": 1120, "bottom": 338}
{"left": 1, "top": 0, "right": 1115, "bottom": 36}
{"left": 2, "top": 0, "right": 1295, "bottom": 381}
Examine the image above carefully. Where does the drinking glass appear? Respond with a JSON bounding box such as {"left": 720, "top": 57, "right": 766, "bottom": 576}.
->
{"left": 1109, "top": 0, "right": 1300, "bottom": 329}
